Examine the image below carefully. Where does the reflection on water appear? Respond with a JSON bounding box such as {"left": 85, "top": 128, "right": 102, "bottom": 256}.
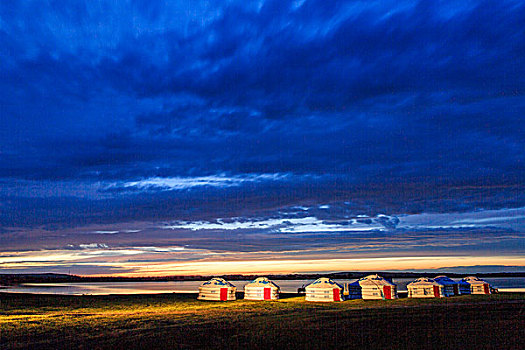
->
{"left": 1, "top": 278, "right": 524, "bottom": 295}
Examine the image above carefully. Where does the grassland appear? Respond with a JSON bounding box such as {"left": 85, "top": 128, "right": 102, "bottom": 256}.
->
{"left": 1, "top": 292, "right": 523, "bottom": 349}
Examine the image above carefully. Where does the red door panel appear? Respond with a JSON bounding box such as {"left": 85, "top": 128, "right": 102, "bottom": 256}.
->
{"left": 433, "top": 285, "right": 440, "bottom": 297}
{"left": 453, "top": 284, "right": 459, "bottom": 295}
{"left": 383, "top": 286, "right": 392, "bottom": 299}
{"left": 220, "top": 288, "right": 228, "bottom": 301}
{"left": 333, "top": 289, "right": 340, "bottom": 301}
{"left": 264, "top": 288, "right": 271, "bottom": 300}
{"left": 483, "top": 284, "right": 490, "bottom": 294}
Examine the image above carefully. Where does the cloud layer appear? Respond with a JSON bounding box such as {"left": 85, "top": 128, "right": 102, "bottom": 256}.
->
{"left": 1, "top": 0, "right": 524, "bottom": 184}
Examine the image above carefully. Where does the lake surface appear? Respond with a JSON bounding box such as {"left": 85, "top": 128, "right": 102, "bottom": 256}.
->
{"left": 1, "top": 277, "right": 524, "bottom": 295}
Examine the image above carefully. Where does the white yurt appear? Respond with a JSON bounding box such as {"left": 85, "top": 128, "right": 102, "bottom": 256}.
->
{"left": 346, "top": 274, "right": 398, "bottom": 300}
{"left": 198, "top": 278, "right": 237, "bottom": 301}
{"left": 434, "top": 275, "right": 460, "bottom": 296}
{"left": 461, "top": 276, "right": 491, "bottom": 295}
{"left": 407, "top": 277, "right": 445, "bottom": 298}
{"left": 243, "top": 277, "right": 280, "bottom": 300}
{"left": 305, "top": 277, "right": 343, "bottom": 302}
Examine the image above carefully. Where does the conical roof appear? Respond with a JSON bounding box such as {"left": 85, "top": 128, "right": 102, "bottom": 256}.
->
{"left": 244, "top": 277, "right": 280, "bottom": 289}
{"left": 305, "top": 277, "right": 342, "bottom": 289}
{"left": 353, "top": 274, "right": 395, "bottom": 286}
{"left": 434, "top": 275, "right": 457, "bottom": 285}
{"left": 200, "top": 277, "right": 236, "bottom": 288}
{"left": 408, "top": 277, "right": 443, "bottom": 286}
{"left": 462, "top": 276, "right": 488, "bottom": 285}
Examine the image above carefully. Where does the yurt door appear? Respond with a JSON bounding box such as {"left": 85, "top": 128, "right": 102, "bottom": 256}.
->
{"left": 453, "top": 284, "right": 459, "bottom": 295}
{"left": 333, "top": 289, "right": 341, "bottom": 301}
{"left": 383, "top": 286, "right": 392, "bottom": 299}
{"left": 220, "top": 288, "right": 228, "bottom": 301}
{"left": 433, "top": 285, "right": 440, "bottom": 297}
{"left": 483, "top": 284, "right": 490, "bottom": 294}
{"left": 264, "top": 288, "right": 271, "bottom": 300}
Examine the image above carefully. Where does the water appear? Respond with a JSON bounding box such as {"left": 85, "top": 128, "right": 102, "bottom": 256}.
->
{"left": 1, "top": 277, "right": 524, "bottom": 295}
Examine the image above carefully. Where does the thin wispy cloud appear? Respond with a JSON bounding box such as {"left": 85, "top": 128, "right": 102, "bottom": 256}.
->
{"left": 162, "top": 207, "right": 525, "bottom": 234}
{"left": 115, "top": 173, "right": 291, "bottom": 191}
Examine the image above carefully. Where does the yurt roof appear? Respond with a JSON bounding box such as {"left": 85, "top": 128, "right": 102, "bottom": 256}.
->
{"left": 245, "top": 277, "right": 280, "bottom": 289}
{"left": 434, "top": 276, "right": 458, "bottom": 285}
{"left": 352, "top": 274, "right": 395, "bottom": 286}
{"left": 305, "top": 277, "right": 342, "bottom": 289}
{"left": 200, "top": 278, "right": 236, "bottom": 287}
{"left": 407, "top": 277, "right": 443, "bottom": 286}
{"left": 462, "top": 276, "right": 488, "bottom": 285}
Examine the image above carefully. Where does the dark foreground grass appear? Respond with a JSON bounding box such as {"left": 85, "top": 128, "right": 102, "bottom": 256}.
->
{"left": 1, "top": 293, "right": 523, "bottom": 349}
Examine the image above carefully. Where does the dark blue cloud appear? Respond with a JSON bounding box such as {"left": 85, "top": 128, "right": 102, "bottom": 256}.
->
{"left": 0, "top": 0, "right": 524, "bottom": 230}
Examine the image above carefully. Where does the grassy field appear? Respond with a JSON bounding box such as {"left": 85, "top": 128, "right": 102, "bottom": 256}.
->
{"left": 1, "top": 292, "right": 523, "bottom": 349}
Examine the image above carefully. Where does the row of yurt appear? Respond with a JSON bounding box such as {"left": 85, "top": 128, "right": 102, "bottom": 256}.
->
{"left": 407, "top": 276, "right": 492, "bottom": 298}
{"left": 197, "top": 275, "right": 492, "bottom": 302}
{"left": 345, "top": 274, "right": 398, "bottom": 300}
{"left": 198, "top": 277, "right": 280, "bottom": 301}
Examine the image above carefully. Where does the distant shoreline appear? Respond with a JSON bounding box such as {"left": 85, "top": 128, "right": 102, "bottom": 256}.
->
{"left": 1, "top": 271, "right": 524, "bottom": 285}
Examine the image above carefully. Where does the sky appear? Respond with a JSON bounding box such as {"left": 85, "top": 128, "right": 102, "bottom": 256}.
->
{"left": 0, "top": 0, "right": 524, "bottom": 276}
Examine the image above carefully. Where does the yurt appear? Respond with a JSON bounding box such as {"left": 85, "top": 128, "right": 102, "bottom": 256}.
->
{"left": 407, "top": 277, "right": 445, "bottom": 298}
{"left": 198, "top": 278, "right": 237, "bottom": 301}
{"left": 305, "top": 278, "right": 343, "bottom": 302}
{"left": 243, "top": 277, "right": 280, "bottom": 300}
{"left": 345, "top": 274, "right": 398, "bottom": 300}
{"left": 458, "top": 279, "right": 472, "bottom": 295}
{"left": 462, "top": 276, "right": 491, "bottom": 295}
{"left": 434, "top": 275, "right": 460, "bottom": 296}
